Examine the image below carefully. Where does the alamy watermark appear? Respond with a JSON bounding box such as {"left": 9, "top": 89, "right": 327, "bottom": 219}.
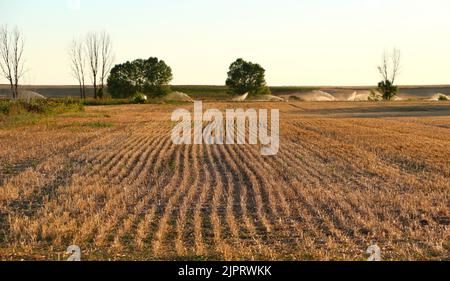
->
{"left": 366, "top": 244, "right": 381, "bottom": 261}
{"left": 66, "top": 245, "right": 81, "bottom": 261}
{"left": 171, "top": 101, "right": 280, "bottom": 156}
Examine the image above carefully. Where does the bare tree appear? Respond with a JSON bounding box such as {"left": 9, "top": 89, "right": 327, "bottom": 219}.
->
{"left": 0, "top": 25, "right": 14, "bottom": 98}
{"left": 85, "top": 31, "right": 114, "bottom": 99}
{"left": 99, "top": 31, "right": 114, "bottom": 96}
{"left": 12, "top": 27, "right": 25, "bottom": 99}
{"left": 69, "top": 39, "right": 86, "bottom": 99}
{"left": 0, "top": 25, "right": 25, "bottom": 99}
{"left": 377, "top": 48, "right": 401, "bottom": 100}
{"left": 378, "top": 48, "right": 401, "bottom": 84}
{"left": 85, "top": 32, "right": 100, "bottom": 99}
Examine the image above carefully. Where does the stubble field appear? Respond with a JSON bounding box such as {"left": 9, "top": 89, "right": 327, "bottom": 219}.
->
{"left": 0, "top": 101, "right": 449, "bottom": 260}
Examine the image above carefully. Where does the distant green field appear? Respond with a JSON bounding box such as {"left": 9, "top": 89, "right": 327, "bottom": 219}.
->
{"left": 2, "top": 85, "right": 450, "bottom": 101}
{"left": 171, "top": 85, "right": 230, "bottom": 100}
{"left": 0, "top": 85, "right": 318, "bottom": 100}
{"left": 173, "top": 85, "right": 319, "bottom": 100}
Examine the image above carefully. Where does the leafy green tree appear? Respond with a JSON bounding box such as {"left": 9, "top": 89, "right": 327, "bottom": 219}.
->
{"left": 226, "top": 58, "right": 271, "bottom": 96}
{"left": 107, "top": 57, "right": 173, "bottom": 98}
{"left": 106, "top": 61, "right": 135, "bottom": 98}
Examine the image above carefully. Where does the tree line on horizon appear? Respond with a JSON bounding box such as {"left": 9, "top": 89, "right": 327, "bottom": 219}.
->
{"left": 1, "top": 25, "right": 405, "bottom": 101}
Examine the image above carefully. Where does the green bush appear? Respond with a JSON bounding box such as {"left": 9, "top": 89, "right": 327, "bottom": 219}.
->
{"left": 0, "top": 98, "right": 84, "bottom": 116}
{"left": 132, "top": 93, "right": 148, "bottom": 104}
{"left": 438, "top": 95, "right": 448, "bottom": 101}
{"left": 0, "top": 100, "right": 11, "bottom": 114}
{"left": 378, "top": 80, "right": 398, "bottom": 100}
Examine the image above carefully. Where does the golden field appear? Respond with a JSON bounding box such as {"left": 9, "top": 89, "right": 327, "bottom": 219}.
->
{"left": 0, "top": 101, "right": 449, "bottom": 260}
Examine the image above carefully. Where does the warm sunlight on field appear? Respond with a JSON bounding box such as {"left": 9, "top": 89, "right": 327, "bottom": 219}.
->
{"left": 0, "top": 101, "right": 449, "bottom": 261}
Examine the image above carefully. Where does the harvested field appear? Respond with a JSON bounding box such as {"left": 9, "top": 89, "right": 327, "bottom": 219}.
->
{"left": 0, "top": 101, "right": 449, "bottom": 260}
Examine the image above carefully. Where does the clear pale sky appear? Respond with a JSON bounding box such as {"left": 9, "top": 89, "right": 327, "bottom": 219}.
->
{"left": 0, "top": 0, "right": 449, "bottom": 86}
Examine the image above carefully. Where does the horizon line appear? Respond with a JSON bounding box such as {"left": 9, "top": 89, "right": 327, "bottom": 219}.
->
{"left": 2, "top": 84, "right": 450, "bottom": 89}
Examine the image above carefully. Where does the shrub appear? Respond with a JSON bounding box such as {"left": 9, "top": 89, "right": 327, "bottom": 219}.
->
{"left": 0, "top": 100, "right": 11, "bottom": 114}
{"left": 132, "top": 93, "right": 148, "bottom": 104}
{"left": 23, "top": 100, "right": 46, "bottom": 113}
{"left": 0, "top": 98, "right": 84, "bottom": 116}
{"left": 378, "top": 80, "right": 398, "bottom": 100}
{"left": 438, "top": 94, "right": 448, "bottom": 101}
